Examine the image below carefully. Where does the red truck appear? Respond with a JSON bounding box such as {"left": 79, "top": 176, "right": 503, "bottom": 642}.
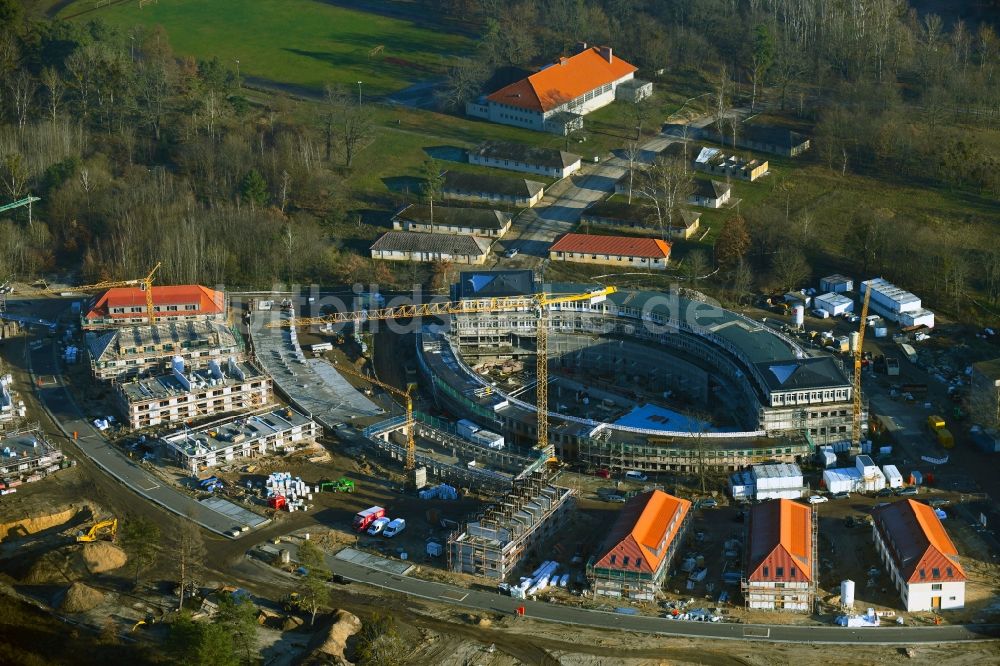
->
{"left": 352, "top": 506, "right": 386, "bottom": 532}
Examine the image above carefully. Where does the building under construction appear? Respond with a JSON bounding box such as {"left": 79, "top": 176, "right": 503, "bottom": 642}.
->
{"left": 86, "top": 320, "right": 241, "bottom": 381}
{"left": 114, "top": 357, "right": 272, "bottom": 429}
{"left": 0, "top": 428, "right": 67, "bottom": 487}
{"left": 447, "top": 472, "right": 574, "bottom": 581}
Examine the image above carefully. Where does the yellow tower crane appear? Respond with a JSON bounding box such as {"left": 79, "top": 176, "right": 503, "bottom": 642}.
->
{"left": 48, "top": 263, "right": 163, "bottom": 324}
{"left": 265, "top": 286, "right": 617, "bottom": 461}
{"left": 332, "top": 361, "right": 417, "bottom": 471}
{"left": 853, "top": 285, "right": 873, "bottom": 445}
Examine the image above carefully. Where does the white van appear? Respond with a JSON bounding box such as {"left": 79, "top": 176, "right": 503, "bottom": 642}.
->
{"left": 383, "top": 518, "right": 406, "bottom": 538}
{"left": 366, "top": 517, "right": 390, "bottom": 536}
{"left": 625, "top": 470, "right": 648, "bottom": 482}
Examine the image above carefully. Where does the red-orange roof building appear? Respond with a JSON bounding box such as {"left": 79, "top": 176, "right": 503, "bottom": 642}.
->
{"left": 872, "top": 499, "right": 966, "bottom": 611}
{"left": 586, "top": 489, "right": 690, "bottom": 600}
{"left": 83, "top": 285, "right": 226, "bottom": 330}
{"left": 744, "top": 499, "right": 815, "bottom": 611}
{"left": 466, "top": 46, "right": 651, "bottom": 135}
{"left": 549, "top": 233, "right": 671, "bottom": 269}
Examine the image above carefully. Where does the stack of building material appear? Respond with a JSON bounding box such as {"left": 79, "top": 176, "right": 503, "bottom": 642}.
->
{"left": 265, "top": 472, "right": 310, "bottom": 512}
{"left": 418, "top": 484, "right": 459, "bottom": 500}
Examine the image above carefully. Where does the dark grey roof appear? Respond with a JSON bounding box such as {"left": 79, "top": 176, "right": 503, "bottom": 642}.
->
{"left": 679, "top": 209, "right": 702, "bottom": 228}
{"left": 443, "top": 171, "right": 544, "bottom": 199}
{"left": 582, "top": 199, "right": 645, "bottom": 222}
{"left": 370, "top": 231, "right": 489, "bottom": 256}
{"left": 753, "top": 357, "right": 850, "bottom": 393}
{"left": 454, "top": 270, "right": 536, "bottom": 299}
{"left": 742, "top": 124, "right": 810, "bottom": 149}
{"left": 692, "top": 179, "right": 730, "bottom": 199}
{"left": 473, "top": 141, "right": 581, "bottom": 170}
{"left": 394, "top": 204, "right": 510, "bottom": 231}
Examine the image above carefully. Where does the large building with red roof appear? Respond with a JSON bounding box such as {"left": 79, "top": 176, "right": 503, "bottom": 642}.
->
{"left": 549, "top": 233, "right": 671, "bottom": 269}
{"left": 872, "top": 499, "right": 966, "bottom": 611}
{"left": 743, "top": 499, "right": 816, "bottom": 611}
{"left": 466, "top": 46, "right": 651, "bottom": 135}
{"left": 83, "top": 285, "right": 227, "bottom": 330}
{"left": 586, "top": 489, "right": 690, "bottom": 600}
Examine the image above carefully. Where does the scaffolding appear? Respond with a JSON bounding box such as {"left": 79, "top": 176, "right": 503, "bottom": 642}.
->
{"left": 447, "top": 472, "right": 574, "bottom": 581}
{"left": 741, "top": 504, "right": 818, "bottom": 612}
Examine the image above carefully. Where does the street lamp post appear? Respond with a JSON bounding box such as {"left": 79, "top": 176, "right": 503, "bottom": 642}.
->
{"left": 235, "top": 58, "right": 241, "bottom": 85}
{"left": 357, "top": 80, "right": 363, "bottom": 106}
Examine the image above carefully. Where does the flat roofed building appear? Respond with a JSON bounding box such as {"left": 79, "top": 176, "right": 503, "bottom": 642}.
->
{"left": 115, "top": 357, "right": 273, "bottom": 429}
{"left": 751, "top": 462, "right": 805, "bottom": 500}
{"left": 442, "top": 171, "right": 545, "bottom": 208}
{"left": 744, "top": 499, "right": 815, "bottom": 611}
{"left": 466, "top": 46, "right": 646, "bottom": 135}
{"left": 820, "top": 274, "right": 854, "bottom": 293}
{"left": 549, "top": 233, "right": 671, "bottom": 269}
{"left": 83, "top": 285, "right": 226, "bottom": 330}
{"left": 469, "top": 141, "right": 582, "bottom": 179}
{"left": 0, "top": 430, "right": 65, "bottom": 486}
{"left": 0, "top": 371, "right": 25, "bottom": 428}
{"left": 392, "top": 204, "right": 512, "bottom": 238}
{"left": 871, "top": 499, "right": 966, "bottom": 611}
{"left": 370, "top": 231, "right": 491, "bottom": 264}
{"left": 86, "top": 320, "right": 241, "bottom": 381}
{"left": 160, "top": 407, "right": 319, "bottom": 473}
{"left": 587, "top": 490, "right": 691, "bottom": 600}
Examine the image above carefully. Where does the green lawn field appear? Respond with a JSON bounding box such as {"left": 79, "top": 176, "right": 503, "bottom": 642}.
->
{"left": 59, "top": 0, "right": 473, "bottom": 94}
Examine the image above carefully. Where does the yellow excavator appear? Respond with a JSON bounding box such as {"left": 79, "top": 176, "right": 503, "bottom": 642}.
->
{"left": 76, "top": 518, "right": 118, "bottom": 543}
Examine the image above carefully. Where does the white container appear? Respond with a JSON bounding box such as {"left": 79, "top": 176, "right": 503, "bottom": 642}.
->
{"left": 793, "top": 305, "right": 805, "bottom": 327}
{"left": 882, "top": 464, "right": 903, "bottom": 488}
{"left": 841, "top": 579, "right": 855, "bottom": 608}
{"left": 815, "top": 292, "right": 853, "bottom": 317}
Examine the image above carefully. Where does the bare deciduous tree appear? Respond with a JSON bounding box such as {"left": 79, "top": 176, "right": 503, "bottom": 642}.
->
{"left": 635, "top": 156, "right": 693, "bottom": 240}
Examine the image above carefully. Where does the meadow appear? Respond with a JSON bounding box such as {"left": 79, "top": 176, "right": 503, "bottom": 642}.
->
{"left": 59, "top": 0, "right": 473, "bottom": 94}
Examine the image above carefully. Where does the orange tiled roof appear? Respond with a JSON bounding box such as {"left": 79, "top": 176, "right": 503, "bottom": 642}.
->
{"left": 872, "top": 499, "right": 966, "bottom": 584}
{"left": 592, "top": 490, "right": 690, "bottom": 574}
{"left": 746, "top": 499, "right": 813, "bottom": 582}
{"left": 486, "top": 47, "right": 637, "bottom": 113}
{"left": 550, "top": 233, "right": 671, "bottom": 259}
{"left": 86, "top": 285, "right": 224, "bottom": 320}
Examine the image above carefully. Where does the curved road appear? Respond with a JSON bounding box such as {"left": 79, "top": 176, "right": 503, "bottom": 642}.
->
{"left": 26, "top": 335, "right": 258, "bottom": 536}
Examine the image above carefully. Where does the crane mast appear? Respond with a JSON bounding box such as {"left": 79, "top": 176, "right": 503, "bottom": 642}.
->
{"left": 853, "top": 285, "right": 872, "bottom": 446}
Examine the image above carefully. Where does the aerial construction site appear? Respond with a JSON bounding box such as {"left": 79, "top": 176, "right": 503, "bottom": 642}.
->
{"left": 0, "top": 267, "right": 997, "bottom": 664}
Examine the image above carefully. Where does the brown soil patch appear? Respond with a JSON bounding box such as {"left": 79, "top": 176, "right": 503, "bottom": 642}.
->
{"left": 60, "top": 582, "right": 105, "bottom": 612}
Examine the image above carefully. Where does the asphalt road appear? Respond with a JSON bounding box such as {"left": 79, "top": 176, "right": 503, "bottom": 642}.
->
{"left": 319, "top": 553, "right": 997, "bottom": 644}
{"left": 26, "top": 337, "right": 259, "bottom": 537}
{"left": 504, "top": 133, "right": 677, "bottom": 261}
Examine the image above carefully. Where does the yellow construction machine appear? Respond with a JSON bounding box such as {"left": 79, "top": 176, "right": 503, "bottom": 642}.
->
{"left": 76, "top": 518, "right": 118, "bottom": 543}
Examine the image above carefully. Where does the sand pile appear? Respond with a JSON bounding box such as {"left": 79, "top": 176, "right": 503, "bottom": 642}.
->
{"left": 306, "top": 610, "right": 361, "bottom": 666}
{"left": 80, "top": 542, "right": 127, "bottom": 574}
{"left": 60, "top": 582, "right": 105, "bottom": 612}
{"left": 24, "top": 543, "right": 127, "bottom": 583}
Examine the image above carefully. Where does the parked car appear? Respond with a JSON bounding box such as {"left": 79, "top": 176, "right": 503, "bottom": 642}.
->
{"left": 594, "top": 468, "right": 610, "bottom": 479}
{"left": 699, "top": 498, "right": 718, "bottom": 509}
{"left": 625, "top": 470, "right": 648, "bottom": 482}
{"left": 876, "top": 488, "right": 894, "bottom": 497}
{"left": 927, "top": 498, "right": 951, "bottom": 507}
{"left": 832, "top": 491, "right": 850, "bottom": 500}
{"left": 605, "top": 494, "right": 627, "bottom": 503}
{"left": 896, "top": 486, "right": 918, "bottom": 496}
{"left": 503, "top": 247, "right": 519, "bottom": 258}
{"left": 807, "top": 495, "right": 829, "bottom": 504}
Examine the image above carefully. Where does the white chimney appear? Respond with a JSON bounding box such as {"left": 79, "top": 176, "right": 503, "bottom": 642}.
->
{"left": 599, "top": 46, "right": 613, "bottom": 63}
